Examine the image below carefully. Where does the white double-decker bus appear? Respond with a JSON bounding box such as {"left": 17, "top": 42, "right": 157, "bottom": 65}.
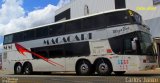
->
{"left": 2, "top": 9, "right": 157, "bottom": 75}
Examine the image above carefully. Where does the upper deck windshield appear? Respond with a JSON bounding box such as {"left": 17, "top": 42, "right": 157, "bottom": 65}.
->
{"left": 128, "top": 10, "right": 142, "bottom": 24}
{"left": 109, "top": 31, "right": 154, "bottom": 56}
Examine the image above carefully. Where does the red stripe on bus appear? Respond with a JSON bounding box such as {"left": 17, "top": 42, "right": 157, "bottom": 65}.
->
{"left": 15, "top": 43, "right": 64, "bottom": 67}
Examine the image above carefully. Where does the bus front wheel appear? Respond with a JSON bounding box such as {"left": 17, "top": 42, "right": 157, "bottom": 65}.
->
{"left": 96, "top": 59, "right": 112, "bottom": 76}
{"left": 76, "top": 60, "right": 92, "bottom": 75}
{"left": 14, "top": 63, "right": 23, "bottom": 75}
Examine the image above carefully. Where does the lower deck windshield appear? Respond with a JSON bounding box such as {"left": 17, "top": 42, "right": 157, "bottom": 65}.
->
{"left": 109, "top": 31, "right": 153, "bottom": 55}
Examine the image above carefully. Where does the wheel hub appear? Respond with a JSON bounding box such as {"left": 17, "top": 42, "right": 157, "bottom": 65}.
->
{"left": 16, "top": 66, "right": 21, "bottom": 73}
{"left": 25, "top": 67, "right": 29, "bottom": 74}
{"left": 99, "top": 63, "right": 108, "bottom": 73}
{"left": 80, "top": 64, "right": 88, "bottom": 73}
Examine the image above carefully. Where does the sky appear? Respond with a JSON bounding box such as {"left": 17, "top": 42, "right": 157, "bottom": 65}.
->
{"left": 0, "top": 0, "right": 71, "bottom": 52}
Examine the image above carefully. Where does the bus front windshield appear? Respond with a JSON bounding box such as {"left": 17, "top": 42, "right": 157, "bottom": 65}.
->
{"left": 138, "top": 32, "right": 153, "bottom": 55}
{"left": 109, "top": 31, "right": 154, "bottom": 55}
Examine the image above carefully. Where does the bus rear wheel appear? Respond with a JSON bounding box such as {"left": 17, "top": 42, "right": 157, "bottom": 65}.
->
{"left": 96, "top": 59, "right": 112, "bottom": 76}
{"left": 23, "top": 63, "right": 32, "bottom": 75}
{"left": 14, "top": 63, "right": 23, "bottom": 75}
{"left": 76, "top": 60, "right": 92, "bottom": 75}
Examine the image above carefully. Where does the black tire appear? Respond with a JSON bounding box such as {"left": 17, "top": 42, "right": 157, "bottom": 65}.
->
{"left": 23, "top": 63, "right": 33, "bottom": 75}
{"left": 14, "top": 63, "right": 23, "bottom": 75}
{"left": 114, "top": 71, "right": 125, "bottom": 75}
{"left": 76, "top": 60, "right": 92, "bottom": 76}
{"left": 96, "top": 59, "right": 112, "bottom": 76}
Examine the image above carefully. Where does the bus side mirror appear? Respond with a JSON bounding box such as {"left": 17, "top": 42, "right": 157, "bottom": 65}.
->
{"left": 131, "top": 37, "right": 138, "bottom": 50}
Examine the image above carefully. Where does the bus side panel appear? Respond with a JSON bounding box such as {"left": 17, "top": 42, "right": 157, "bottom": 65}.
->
{"left": 138, "top": 56, "right": 157, "bottom": 70}
{"left": 30, "top": 58, "right": 66, "bottom": 72}
{"left": 65, "top": 57, "right": 77, "bottom": 72}
{"left": 123, "top": 55, "right": 140, "bottom": 71}
{"left": 111, "top": 55, "right": 157, "bottom": 72}
{"left": 2, "top": 51, "right": 17, "bottom": 74}
{"left": 89, "top": 40, "right": 112, "bottom": 56}
{"left": 110, "top": 55, "right": 140, "bottom": 71}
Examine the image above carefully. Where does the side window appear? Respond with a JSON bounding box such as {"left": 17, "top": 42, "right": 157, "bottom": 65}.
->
{"left": 82, "top": 17, "right": 96, "bottom": 31}
{"left": 49, "top": 23, "right": 65, "bottom": 36}
{"left": 108, "top": 11, "right": 129, "bottom": 26}
{"left": 65, "top": 42, "right": 90, "bottom": 57}
{"left": 4, "top": 35, "right": 13, "bottom": 44}
{"left": 36, "top": 27, "right": 48, "bottom": 38}
{"left": 24, "top": 30, "right": 35, "bottom": 40}
{"left": 66, "top": 20, "right": 82, "bottom": 34}
{"left": 31, "top": 47, "right": 49, "bottom": 59}
{"left": 124, "top": 38, "right": 133, "bottom": 54}
{"left": 109, "top": 36, "right": 124, "bottom": 54}
{"left": 36, "top": 51, "right": 48, "bottom": 58}
{"left": 109, "top": 32, "right": 139, "bottom": 55}
{"left": 93, "top": 14, "right": 108, "bottom": 29}
{"left": 130, "top": 12, "right": 142, "bottom": 24}
{"left": 31, "top": 42, "right": 90, "bottom": 59}
{"left": 48, "top": 45, "right": 65, "bottom": 58}
{"left": 13, "top": 32, "right": 24, "bottom": 42}
{"left": 49, "top": 49, "right": 65, "bottom": 58}
{"left": 124, "top": 39, "right": 132, "bottom": 50}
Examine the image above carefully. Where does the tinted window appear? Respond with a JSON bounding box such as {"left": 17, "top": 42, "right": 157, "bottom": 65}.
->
{"left": 93, "top": 14, "right": 108, "bottom": 28}
{"left": 36, "top": 27, "right": 48, "bottom": 38}
{"left": 124, "top": 39, "right": 132, "bottom": 51}
{"left": 31, "top": 47, "right": 49, "bottom": 59}
{"left": 49, "top": 23, "right": 65, "bottom": 36}
{"left": 82, "top": 16, "right": 97, "bottom": 31}
{"left": 66, "top": 20, "right": 82, "bottom": 34}
{"left": 24, "top": 30, "right": 35, "bottom": 40}
{"left": 65, "top": 42, "right": 90, "bottom": 57}
{"left": 109, "top": 36, "right": 124, "bottom": 54}
{"left": 115, "top": 0, "right": 126, "bottom": 9}
{"left": 31, "top": 42, "right": 90, "bottom": 59}
{"left": 31, "top": 45, "right": 65, "bottom": 59}
{"left": 48, "top": 45, "right": 65, "bottom": 58}
{"left": 4, "top": 35, "right": 13, "bottom": 44}
{"left": 109, "top": 32, "right": 138, "bottom": 55}
{"left": 129, "top": 11, "right": 142, "bottom": 24}
{"left": 108, "top": 11, "right": 129, "bottom": 26}
{"left": 13, "top": 32, "right": 24, "bottom": 42}
{"left": 36, "top": 51, "right": 48, "bottom": 58}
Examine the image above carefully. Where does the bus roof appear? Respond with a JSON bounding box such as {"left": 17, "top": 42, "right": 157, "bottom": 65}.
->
{"left": 5, "top": 8, "right": 131, "bottom": 35}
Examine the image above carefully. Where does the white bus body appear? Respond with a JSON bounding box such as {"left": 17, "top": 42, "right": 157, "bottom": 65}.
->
{"left": 2, "top": 9, "right": 157, "bottom": 75}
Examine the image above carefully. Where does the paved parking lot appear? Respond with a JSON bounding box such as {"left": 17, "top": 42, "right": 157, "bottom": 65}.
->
{"left": 0, "top": 69, "right": 160, "bottom": 83}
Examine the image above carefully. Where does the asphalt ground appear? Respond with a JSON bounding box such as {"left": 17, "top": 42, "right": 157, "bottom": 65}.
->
{"left": 0, "top": 69, "right": 160, "bottom": 83}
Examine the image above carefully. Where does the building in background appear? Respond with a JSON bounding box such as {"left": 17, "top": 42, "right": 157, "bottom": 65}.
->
{"left": 55, "top": 0, "right": 160, "bottom": 66}
{"left": 55, "top": 0, "right": 160, "bottom": 36}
